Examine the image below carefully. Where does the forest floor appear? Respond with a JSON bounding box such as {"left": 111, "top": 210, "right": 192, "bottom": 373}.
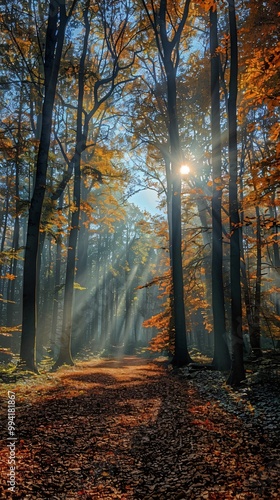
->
{"left": 0, "top": 354, "right": 279, "bottom": 500}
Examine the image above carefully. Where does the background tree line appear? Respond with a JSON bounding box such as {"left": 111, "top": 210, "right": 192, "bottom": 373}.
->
{"left": 0, "top": 0, "right": 279, "bottom": 385}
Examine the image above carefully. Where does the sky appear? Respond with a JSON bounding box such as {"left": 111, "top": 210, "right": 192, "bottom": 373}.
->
{"left": 129, "top": 187, "right": 161, "bottom": 215}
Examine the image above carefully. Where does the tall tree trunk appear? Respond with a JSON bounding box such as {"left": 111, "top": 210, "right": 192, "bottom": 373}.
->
{"left": 7, "top": 82, "right": 23, "bottom": 330}
{"left": 227, "top": 0, "right": 245, "bottom": 386}
{"left": 239, "top": 150, "right": 254, "bottom": 354}
{"left": 54, "top": 7, "right": 89, "bottom": 368}
{"left": 0, "top": 174, "right": 10, "bottom": 321}
{"left": 210, "top": 5, "right": 231, "bottom": 370}
{"left": 20, "top": 0, "right": 72, "bottom": 371}
{"left": 141, "top": 0, "right": 192, "bottom": 365}
{"left": 167, "top": 66, "right": 191, "bottom": 366}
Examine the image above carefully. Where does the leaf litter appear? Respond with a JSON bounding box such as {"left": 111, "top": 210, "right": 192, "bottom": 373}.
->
{"left": 0, "top": 355, "right": 279, "bottom": 499}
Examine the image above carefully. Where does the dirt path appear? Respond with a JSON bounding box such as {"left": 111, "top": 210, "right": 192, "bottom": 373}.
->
{"left": 0, "top": 356, "right": 279, "bottom": 499}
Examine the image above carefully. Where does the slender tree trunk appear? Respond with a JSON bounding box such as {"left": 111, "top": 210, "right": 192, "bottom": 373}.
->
{"left": 227, "top": 0, "right": 246, "bottom": 386}
{"left": 0, "top": 172, "right": 9, "bottom": 322}
{"left": 96, "top": 231, "right": 102, "bottom": 343}
{"left": 7, "top": 84, "right": 23, "bottom": 329}
{"left": 251, "top": 206, "right": 262, "bottom": 357}
{"left": 239, "top": 152, "right": 254, "bottom": 353}
{"left": 240, "top": 247, "right": 254, "bottom": 352}
{"left": 196, "top": 195, "right": 213, "bottom": 350}
{"left": 167, "top": 67, "right": 191, "bottom": 366}
{"left": 50, "top": 193, "right": 63, "bottom": 355}
{"left": 210, "top": 5, "right": 231, "bottom": 370}
{"left": 141, "top": 0, "right": 192, "bottom": 366}
{"left": 270, "top": 199, "right": 280, "bottom": 330}
{"left": 20, "top": 0, "right": 70, "bottom": 371}
{"left": 72, "top": 186, "right": 90, "bottom": 353}
{"left": 0, "top": 175, "right": 13, "bottom": 322}
{"left": 50, "top": 238, "right": 62, "bottom": 357}
{"left": 54, "top": 7, "right": 89, "bottom": 368}
{"left": 6, "top": 216, "right": 20, "bottom": 326}
{"left": 0, "top": 171, "right": 10, "bottom": 253}
{"left": 163, "top": 154, "right": 176, "bottom": 353}
{"left": 101, "top": 238, "right": 109, "bottom": 349}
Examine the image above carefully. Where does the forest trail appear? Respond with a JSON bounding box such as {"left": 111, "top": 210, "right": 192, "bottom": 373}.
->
{"left": 0, "top": 356, "right": 279, "bottom": 499}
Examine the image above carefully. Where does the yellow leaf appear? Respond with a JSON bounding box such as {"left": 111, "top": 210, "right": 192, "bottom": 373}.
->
{"left": 73, "top": 282, "right": 87, "bottom": 290}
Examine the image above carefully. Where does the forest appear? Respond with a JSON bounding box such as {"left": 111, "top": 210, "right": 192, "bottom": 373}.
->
{"left": 0, "top": 0, "right": 279, "bottom": 498}
{"left": 0, "top": 0, "right": 279, "bottom": 380}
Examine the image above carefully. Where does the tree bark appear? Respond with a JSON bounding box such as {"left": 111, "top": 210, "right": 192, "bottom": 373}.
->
{"left": 210, "top": 5, "right": 231, "bottom": 370}
{"left": 20, "top": 0, "right": 72, "bottom": 371}
{"left": 166, "top": 63, "right": 192, "bottom": 366}
{"left": 270, "top": 198, "right": 280, "bottom": 332}
{"left": 72, "top": 184, "right": 90, "bottom": 353}
{"left": 250, "top": 206, "right": 262, "bottom": 357}
{"left": 226, "top": 0, "right": 246, "bottom": 386}
{"left": 50, "top": 194, "right": 64, "bottom": 357}
{"left": 7, "top": 81, "right": 23, "bottom": 330}
{"left": 141, "top": 0, "right": 192, "bottom": 366}
{"left": 239, "top": 150, "right": 254, "bottom": 354}
{"left": 54, "top": 6, "right": 90, "bottom": 368}
{"left": 163, "top": 154, "right": 176, "bottom": 352}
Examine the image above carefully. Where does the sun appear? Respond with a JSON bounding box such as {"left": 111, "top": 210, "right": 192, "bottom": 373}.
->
{"left": 180, "top": 164, "right": 190, "bottom": 175}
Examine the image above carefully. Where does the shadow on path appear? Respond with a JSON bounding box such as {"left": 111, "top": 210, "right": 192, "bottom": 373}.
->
{"left": 0, "top": 356, "right": 279, "bottom": 499}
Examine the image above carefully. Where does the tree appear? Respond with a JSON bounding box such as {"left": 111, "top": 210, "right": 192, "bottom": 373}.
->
{"left": 141, "top": 0, "right": 192, "bottom": 366}
{"left": 210, "top": 2, "right": 231, "bottom": 370}
{"left": 20, "top": 0, "right": 77, "bottom": 371}
{"left": 226, "top": 0, "right": 245, "bottom": 386}
{"left": 53, "top": 3, "right": 90, "bottom": 368}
